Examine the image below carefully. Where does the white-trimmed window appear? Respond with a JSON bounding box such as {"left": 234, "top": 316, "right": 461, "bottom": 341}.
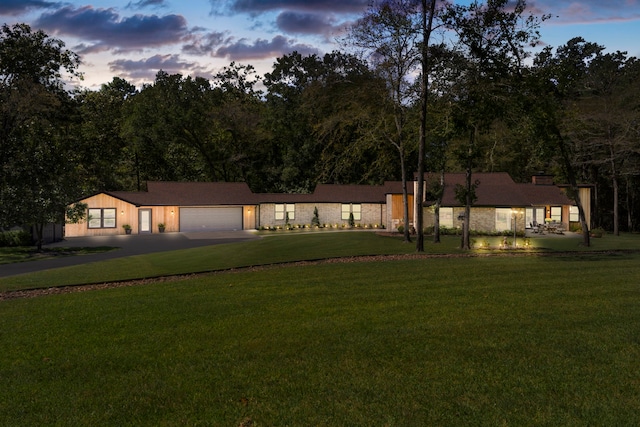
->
{"left": 440, "top": 207, "right": 453, "bottom": 228}
{"left": 570, "top": 206, "right": 579, "bottom": 222}
{"left": 495, "top": 208, "right": 512, "bottom": 231}
{"left": 550, "top": 206, "right": 562, "bottom": 222}
{"left": 275, "top": 204, "right": 295, "bottom": 220}
{"left": 341, "top": 204, "right": 361, "bottom": 221}
{"left": 88, "top": 208, "right": 116, "bottom": 229}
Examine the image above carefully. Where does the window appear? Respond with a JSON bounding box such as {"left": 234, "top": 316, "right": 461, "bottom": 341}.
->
{"left": 550, "top": 206, "right": 562, "bottom": 222}
{"left": 495, "top": 208, "right": 512, "bottom": 232}
{"left": 275, "top": 204, "right": 295, "bottom": 220}
{"left": 88, "top": 208, "right": 116, "bottom": 229}
{"left": 570, "top": 206, "right": 579, "bottom": 222}
{"left": 341, "top": 204, "right": 361, "bottom": 221}
{"left": 440, "top": 207, "right": 453, "bottom": 228}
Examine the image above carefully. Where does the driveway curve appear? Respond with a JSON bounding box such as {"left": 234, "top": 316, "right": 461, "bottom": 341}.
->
{"left": 0, "top": 231, "right": 260, "bottom": 278}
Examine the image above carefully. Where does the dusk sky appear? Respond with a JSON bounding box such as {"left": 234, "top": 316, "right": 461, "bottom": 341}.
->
{"left": 2, "top": 0, "right": 640, "bottom": 90}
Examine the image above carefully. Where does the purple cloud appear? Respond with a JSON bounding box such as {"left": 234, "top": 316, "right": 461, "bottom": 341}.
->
{"left": 212, "top": 0, "right": 368, "bottom": 15}
{"left": 182, "top": 31, "right": 228, "bottom": 55}
{"left": 214, "top": 35, "right": 320, "bottom": 60}
{"left": 126, "top": 0, "right": 169, "bottom": 9}
{"left": 276, "top": 11, "right": 340, "bottom": 36}
{"left": 109, "top": 53, "right": 209, "bottom": 81}
{"left": 0, "top": 0, "right": 61, "bottom": 16}
{"left": 529, "top": 0, "right": 640, "bottom": 24}
{"left": 33, "top": 6, "right": 190, "bottom": 52}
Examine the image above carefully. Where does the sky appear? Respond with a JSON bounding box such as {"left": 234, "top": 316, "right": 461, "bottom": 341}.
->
{"left": 2, "top": 0, "right": 640, "bottom": 90}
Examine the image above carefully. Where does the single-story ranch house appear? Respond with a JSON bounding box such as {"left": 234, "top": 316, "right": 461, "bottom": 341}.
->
{"left": 64, "top": 173, "right": 591, "bottom": 237}
{"left": 419, "top": 172, "right": 591, "bottom": 233}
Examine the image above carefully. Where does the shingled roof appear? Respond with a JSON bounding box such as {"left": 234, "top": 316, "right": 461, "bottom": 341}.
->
{"left": 92, "top": 173, "right": 572, "bottom": 208}
{"left": 102, "top": 181, "right": 393, "bottom": 206}
{"left": 423, "top": 173, "right": 574, "bottom": 207}
{"left": 107, "top": 182, "right": 256, "bottom": 206}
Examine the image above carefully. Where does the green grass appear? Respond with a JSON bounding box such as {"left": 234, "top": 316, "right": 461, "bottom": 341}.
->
{"left": 1, "top": 254, "right": 640, "bottom": 425}
{"left": 0, "top": 232, "right": 446, "bottom": 291}
{"left": 2, "top": 231, "right": 639, "bottom": 293}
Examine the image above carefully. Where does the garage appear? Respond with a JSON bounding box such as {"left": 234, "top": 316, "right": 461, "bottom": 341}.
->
{"left": 179, "top": 207, "right": 243, "bottom": 232}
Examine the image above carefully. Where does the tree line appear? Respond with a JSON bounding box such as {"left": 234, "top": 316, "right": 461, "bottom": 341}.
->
{"left": 1, "top": 0, "right": 639, "bottom": 249}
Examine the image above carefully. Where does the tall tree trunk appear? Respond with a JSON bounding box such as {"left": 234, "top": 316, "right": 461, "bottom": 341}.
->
{"left": 461, "top": 129, "right": 474, "bottom": 250}
{"left": 433, "top": 169, "right": 444, "bottom": 243}
{"left": 554, "top": 126, "right": 590, "bottom": 246}
{"left": 612, "top": 173, "right": 619, "bottom": 236}
{"left": 35, "top": 223, "right": 44, "bottom": 252}
{"left": 609, "top": 139, "right": 619, "bottom": 235}
{"left": 400, "top": 149, "right": 411, "bottom": 243}
{"left": 415, "top": 0, "right": 437, "bottom": 252}
{"left": 626, "top": 177, "right": 633, "bottom": 231}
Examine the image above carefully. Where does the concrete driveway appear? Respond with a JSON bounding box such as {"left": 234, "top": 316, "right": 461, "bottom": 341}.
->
{"left": 0, "top": 231, "right": 260, "bottom": 278}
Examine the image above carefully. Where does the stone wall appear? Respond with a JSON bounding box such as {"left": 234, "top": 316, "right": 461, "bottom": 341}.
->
{"left": 259, "top": 203, "right": 386, "bottom": 228}
{"left": 421, "top": 206, "right": 526, "bottom": 233}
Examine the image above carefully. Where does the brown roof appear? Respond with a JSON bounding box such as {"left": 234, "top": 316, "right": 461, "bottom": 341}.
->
{"left": 422, "top": 172, "right": 573, "bottom": 207}
{"left": 517, "top": 183, "right": 574, "bottom": 206}
{"left": 108, "top": 182, "right": 256, "bottom": 206}
{"left": 103, "top": 181, "right": 392, "bottom": 206}
{"left": 93, "top": 173, "right": 571, "bottom": 208}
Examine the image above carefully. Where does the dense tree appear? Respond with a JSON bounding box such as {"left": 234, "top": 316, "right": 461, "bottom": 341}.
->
{"left": 347, "top": 0, "right": 425, "bottom": 242}
{"left": 0, "top": 23, "right": 85, "bottom": 249}
{"left": 263, "top": 52, "right": 327, "bottom": 192}
{"left": 529, "top": 37, "right": 604, "bottom": 246}
{"left": 303, "top": 53, "right": 397, "bottom": 186}
{"left": 443, "top": 0, "right": 545, "bottom": 249}
{"left": 77, "top": 77, "right": 137, "bottom": 192}
{"left": 414, "top": 0, "right": 439, "bottom": 251}
{"left": 210, "top": 63, "right": 271, "bottom": 191}
{"left": 263, "top": 51, "right": 390, "bottom": 192}
{"left": 571, "top": 52, "right": 640, "bottom": 235}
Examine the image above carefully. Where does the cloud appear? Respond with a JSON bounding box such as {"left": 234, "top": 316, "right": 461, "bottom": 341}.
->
{"left": 275, "top": 11, "right": 341, "bottom": 36}
{"left": 211, "top": 0, "right": 368, "bottom": 15}
{"left": 0, "top": 0, "right": 61, "bottom": 16}
{"left": 33, "top": 6, "right": 190, "bottom": 52}
{"left": 214, "top": 35, "right": 320, "bottom": 60}
{"left": 126, "top": 0, "right": 169, "bottom": 9}
{"left": 109, "top": 53, "right": 209, "bottom": 81}
{"left": 529, "top": 0, "right": 640, "bottom": 24}
{"left": 182, "top": 31, "right": 228, "bottom": 55}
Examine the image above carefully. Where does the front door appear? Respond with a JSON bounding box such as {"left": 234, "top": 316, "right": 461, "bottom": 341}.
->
{"left": 139, "top": 209, "right": 152, "bottom": 233}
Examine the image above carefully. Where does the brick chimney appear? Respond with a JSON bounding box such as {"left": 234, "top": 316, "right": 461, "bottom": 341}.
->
{"left": 532, "top": 174, "right": 554, "bottom": 185}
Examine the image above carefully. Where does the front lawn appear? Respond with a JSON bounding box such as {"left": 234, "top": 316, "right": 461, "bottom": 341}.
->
{"left": 2, "top": 231, "right": 639, "bottom": 293}
{"left": 1, "top": 253, "right": 639, "bottom": 425}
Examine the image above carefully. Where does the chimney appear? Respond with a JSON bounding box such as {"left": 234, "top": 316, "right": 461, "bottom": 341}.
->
{"left": 532, "top": 174, "right": 554, "bottom": 185}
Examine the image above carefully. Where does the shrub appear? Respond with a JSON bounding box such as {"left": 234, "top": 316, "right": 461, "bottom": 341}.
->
{"left": 311, "top": 207, "right": 320, "bottom": 227}
{"left": 0, "top": 230, "right": 32, "bottom": 247}
{"left": 591, "top": 227, "right": 606, "bottom": 238}
{"left": 397, "top": 225, "right": 404, "bottom": 233}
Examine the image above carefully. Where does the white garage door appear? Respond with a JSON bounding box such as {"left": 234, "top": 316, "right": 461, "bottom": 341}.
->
{"left": 180, "top": 207, "right": 243, "bottom": 232}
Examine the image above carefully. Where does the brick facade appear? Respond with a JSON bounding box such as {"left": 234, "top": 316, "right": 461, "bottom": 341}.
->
{"left": 259, "top": 203, "right": 386, "bottom": 228}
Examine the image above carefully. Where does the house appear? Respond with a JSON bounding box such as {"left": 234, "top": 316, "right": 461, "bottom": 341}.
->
{"left": 64, "top": 181, "right": 400, "bottom": 237}
{"left": 417, "top": 173, "right": 590, "bottom": 233}
{"left": 64, "top": 182, "right": 257, "bottom": 237}
{"left": 64, "top": 173, "right": 589, "bottom": 237}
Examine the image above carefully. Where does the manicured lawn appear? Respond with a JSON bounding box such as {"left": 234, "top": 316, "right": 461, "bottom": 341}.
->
{"left": 1, "top": 253, "right": 640, "bottom": 425}
{"left": 1, "top": 231, "right": 637, "bottom": 292}
{"left": 0, "top": 232, "right": 453, "bottom": 291}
